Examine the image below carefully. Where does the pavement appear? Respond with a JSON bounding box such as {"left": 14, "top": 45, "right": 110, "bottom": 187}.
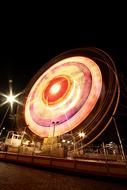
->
{"left": 0, "top": 162, "right": 127, "bottom": 190}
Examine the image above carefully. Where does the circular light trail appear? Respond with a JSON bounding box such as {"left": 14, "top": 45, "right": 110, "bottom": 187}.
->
{"left": 16, "top": 48, "right": 119, "bottom": 147}
{"left": 43, "top": 76, "right": 70, "bottom": 105}
{"left": 25, "top": 56, "right": 102, "bottom": 137}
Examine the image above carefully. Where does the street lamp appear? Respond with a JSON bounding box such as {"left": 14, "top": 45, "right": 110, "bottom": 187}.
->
{"left": 52, "top": 121, "right": 59, "bottom": 147}
{"left": 0, "top": 127, "right": 5, "bottom": 136}
{"left": 78, "top": 131, "right": 86, "bottom": 150}
{"left": 0, "top": 80, "right": 23, "bottom": 110}
{"left": 78, "top": 131, "right": 86, "bottom": 138}
{"left": 0, "top": 80, "right": 24, "bottom": 132}
{"left": 52, "top": 121, "right": 59, "bottom": 138}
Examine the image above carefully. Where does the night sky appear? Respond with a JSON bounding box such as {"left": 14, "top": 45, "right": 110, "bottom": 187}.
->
{"left": 0, "top": 24, "right": 127, "bottom": 144}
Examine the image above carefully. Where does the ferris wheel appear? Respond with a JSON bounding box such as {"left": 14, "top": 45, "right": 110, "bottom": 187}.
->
{"left": 17, "top": 47, "right": 120, "bottom": 147}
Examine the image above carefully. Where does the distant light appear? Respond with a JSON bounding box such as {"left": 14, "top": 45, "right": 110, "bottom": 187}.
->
{"left": 79, "top": 132, "right": 86, "bottom": 138}
{"left": 62, "top": 139, "right": 66, "bottom": 143}
{"left": 0, "top": 127, "right": 5, "bottom": 136}
{"left": 9, "top": 79, "right": 13, "bottom": 83}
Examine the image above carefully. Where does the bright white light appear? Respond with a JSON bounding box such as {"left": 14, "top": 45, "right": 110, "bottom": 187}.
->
{"left": 6, "top": 95, "right": 15, "bottom": 104}
{"left": 79, "top": 132, "right": 82, "bottom": 138}
{"left": 4, "top": 93, "right": 20, "bottom": 109}
{"left": 79, "top": 132, "right": 86, "bottom": 138}
{"left": 50, "top": 83, "right": 61, "bottom": 94}
{"left": 0, "top": 79, "right": 24, "bottom": 109}
{"left": 0, "top": 91, "right": 23, "bottom": 108}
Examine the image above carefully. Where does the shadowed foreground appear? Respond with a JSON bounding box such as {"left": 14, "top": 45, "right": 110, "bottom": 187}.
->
{"left": 0, "top": 162, "right": 127, "bottom": 190}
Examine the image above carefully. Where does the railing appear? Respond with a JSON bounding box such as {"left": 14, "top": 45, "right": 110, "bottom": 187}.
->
{"left": 0, "top": 143, "right": 126, "bottom": 163}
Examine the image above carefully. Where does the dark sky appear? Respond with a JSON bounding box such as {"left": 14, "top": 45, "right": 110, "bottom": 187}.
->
{"left": 0, "top": 23, "right": 127, "bottom": 143}
{"left": 1, "top": 26, "right": 127, "bottom": 95}
{"left": 1, "top": 29, "right": 127, "bottom": 91}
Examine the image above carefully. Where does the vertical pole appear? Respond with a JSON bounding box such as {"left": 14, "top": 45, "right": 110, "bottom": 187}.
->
{"left": 73, "top": 136, "right": 76, "bottom": 152}
{"left": 52, "top": 122, "right": 56, "bottom": 150}
{"left": 71, "top": 130, "right": 76, "bottom": 154}
{"left": 112, "top": 116, "right": 126, "bottom": 161}
{"left": 0, "top": 127, "right": 5, "bottom": 136}
{"left": 53, "top": 123, "right": 55, "bottom": 139}
{"left": 9, "top": 79, "right": 13, "bottom": 113}
{"left": 0, "top": 105, "right": 10, "bottom": 130}
{"left": 52, "top": 121, "right": 59, "bottom": 150}
{"left": 102, "top": 142, "right": 107, "bottom": 162}
{"left": 20, "top": 126, "right": 26, "bottom": 146}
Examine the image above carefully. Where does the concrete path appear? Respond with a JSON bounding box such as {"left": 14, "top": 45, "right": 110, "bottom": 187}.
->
{"left": 0, "top": 162, "right": 127, "bottom": 190}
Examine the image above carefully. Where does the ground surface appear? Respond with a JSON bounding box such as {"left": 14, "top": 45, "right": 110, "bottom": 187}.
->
{"left": 0, "top": 162, "right": 127, "bottom": 190}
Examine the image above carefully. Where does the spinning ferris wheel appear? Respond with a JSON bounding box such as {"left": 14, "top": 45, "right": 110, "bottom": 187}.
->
{"left": 17, "top": 47, "right": 120, "bottom": 147}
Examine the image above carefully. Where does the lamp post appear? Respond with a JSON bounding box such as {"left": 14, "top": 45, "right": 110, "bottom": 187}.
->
{"left": 78, "top": 131, "right": 86, "bottom": 146}
{"left": 0, "top": 106, "right": 10, "bottom": 130}
{"left": 0, "top": 79, "right": 23, "bottom": 133}
{"left": 52, "top": 121, "right": 59, "bottom": 147}
{"left": 0, "top": 127, "right": 5, "bottom": 136}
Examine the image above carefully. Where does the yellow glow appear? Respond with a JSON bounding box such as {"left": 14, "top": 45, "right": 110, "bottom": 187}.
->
{"left": 50, "top": 83, "right": 61, "bottom": 94}
{"left": 79, "top": 132, "right": 86, "bottom": 138}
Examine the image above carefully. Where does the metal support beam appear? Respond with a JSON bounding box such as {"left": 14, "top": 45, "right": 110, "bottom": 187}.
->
{"left": 112, "top": 116, "right": 126, "bottom": 162}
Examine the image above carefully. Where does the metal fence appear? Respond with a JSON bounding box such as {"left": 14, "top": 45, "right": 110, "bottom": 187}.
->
{"left": 0, "top": 141, "right": 127, "bottom": 163}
